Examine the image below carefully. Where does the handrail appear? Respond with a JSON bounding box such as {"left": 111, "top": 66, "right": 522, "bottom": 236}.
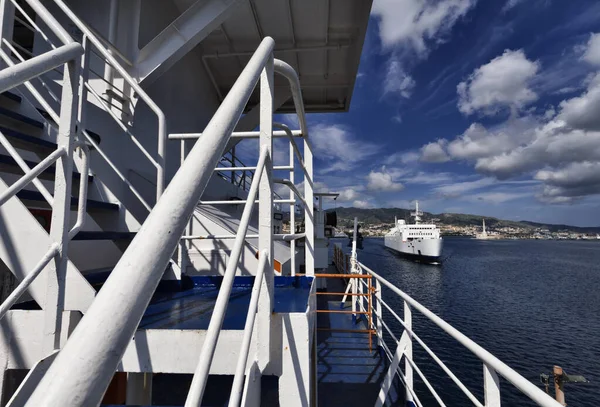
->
{"left": 229, "top": 249, "right": 267, "bottom": 407}
{"left": 359, "top": 261, "right": 563, "bottom": 407}
{"left": 0, "top": 243, "right": 59, "bottom": 321}
{"left": 24, "top": 37, "right": 277, "bottom": 407}
{"left": 186, "top": 146, "right": 269, "bottom": 406}
{"left": 0, "top": 42, "right": 82, "bottom": 93}
{"left": 51, "top": 0, "right": 167, "bottom": 200}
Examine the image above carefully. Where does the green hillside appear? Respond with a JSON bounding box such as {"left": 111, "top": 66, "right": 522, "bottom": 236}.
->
{"left": 326, "top": 207, "right": 600, "bottom": 233}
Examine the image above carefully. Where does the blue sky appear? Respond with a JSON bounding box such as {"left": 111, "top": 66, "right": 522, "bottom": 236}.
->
{"left": 276, "top": 0, "right": 600, "bottom": 227}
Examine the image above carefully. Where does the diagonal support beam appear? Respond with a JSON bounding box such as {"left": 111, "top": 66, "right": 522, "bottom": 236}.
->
{"left": 135, "top": 0, "right": 243, "bottom": 85}
{"left": 375, "top": 331, "right": 410, "bottom": 407}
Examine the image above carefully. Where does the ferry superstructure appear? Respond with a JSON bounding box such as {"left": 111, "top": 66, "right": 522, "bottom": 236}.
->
{"left": 0, "top": 1, "right": 564, "bottom": 406}
{"left": 384, "top": 201, "right": 443, "bottom": 263}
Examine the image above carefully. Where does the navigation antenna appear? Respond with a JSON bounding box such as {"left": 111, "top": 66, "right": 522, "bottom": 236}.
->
{"left": 411, "top": 201, "right": 423, "bottom": 225}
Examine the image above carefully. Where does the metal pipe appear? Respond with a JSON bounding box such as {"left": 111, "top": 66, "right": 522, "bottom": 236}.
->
{"left": 273, "top": 178, "right": 308, "bottom": 209}
{"left": 68, "top": 143, "right": 90, "bottom": 240}
{"left": 186, "top": 147, "right": 269, "bottom": 406}
{"left": 19, "top": 0, "right": 74, "bottom": 44}
{"left": 274, "top": 233, "right": 305, "bottom": 241}
{"left": 199, "top": 199, "right": 295, "bottom": 205}
{"left": 376, "top": 291, "right": 485, "bottom": 407}
{"left": 274, "top": 122, "right": 307, "bottom": 174}
{"left": 203, "top": 42, "right": 352, "bottom": 58}
{"left": 274, "top": 59, "right": 307, "bottom": 137}
{"left": 52, "top": 0, "right": 167, "bottom": 199}
{"left": 0, "top": 47, "right": 60, "bottom": 123}
{"left": 361, "top": 263, "right": 562, "bottom": 407}
{"left": 0, "top": 243, "right": 58, "bottom": 321}
{"left": 0, "top": 130, "right": 55, "bottom": 205}
{"left": 81, "top": 129, "right": 151, "bottom": 212}
{"left": 169, "top": 129, "right": 303, "bottom": 140}
{"left": 0, "top": 42, "right": 83, "bottom": 93}
{"left": 228, "top": 250, "right": 267, "bottom": 407}
{"left": 180, "top": 234, "right": 259, "bottom": 240}
{"left": 26, "top": 37, "right": 276, "bottom": 407}
{"left": 0, "top": 147, "right": 64, "bottom": 206}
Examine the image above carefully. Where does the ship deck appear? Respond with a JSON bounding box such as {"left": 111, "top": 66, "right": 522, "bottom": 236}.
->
{"left": 316, "top": 266, "right": 402, "bottom": 406}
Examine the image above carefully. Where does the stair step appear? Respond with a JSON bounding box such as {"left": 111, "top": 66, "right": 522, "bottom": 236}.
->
{"left": 0, "top": 105, "right": 44, "bottom": 129}
{"left": 1, "top": 91, "right": 22, "bottom": 103}
{"left": 0, "top": 126, "right": 57, "bottom": 151}
{"left": 16, "top": 189, "right": 119, "bottom": 211}
{"left": 0, "top": 153, "right": 93, "bottom": 182}
{"left": 72, "top": 231, "right": 136, "bottom": 240}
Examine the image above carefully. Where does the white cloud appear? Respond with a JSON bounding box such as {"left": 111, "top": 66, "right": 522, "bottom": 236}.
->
{"left": 558, "top": 73, "right": 600, "bottom": 131}
{"left": 311, "top": 124, "right": 381, "bottom": 173}
{"left": 457, "top": 49, "right": 540, "bottom": 115}
{"left": 366, "top": 168, "right": 404, "bottom": 192}
{"left": 353, "top": 200, "right": 373, "bottom": 209}
{"left": 502, "top": 0, "right": 524, "bottom": 12}
{"left": 338, "top": 188, "right": 361, "bottom": 202}
{"left": 372, "top": 0, "right": 476, "bottom": 56}
{"left": 383, "top": 57, "right": 415, "bottom": 97}
{"left": 433, "top": 177, "right": 496, "bottom": 198}
{"left": 421, "top": 140, "right": 450, "bottom": 162}
{"left": 384, "top": 151, "right": 420, "bottom": 165}
{"left": 535, "top": 161, "right": 600, "bottom": 202}
{"left": 582, "top": 33, "right": 600, "bottom": 66}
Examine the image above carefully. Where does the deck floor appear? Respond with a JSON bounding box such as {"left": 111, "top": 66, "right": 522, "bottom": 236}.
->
{"left": 316, "top": 267, "right": 402, "bottom": 406}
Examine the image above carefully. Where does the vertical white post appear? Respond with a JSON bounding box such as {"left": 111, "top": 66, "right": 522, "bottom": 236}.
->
{"left": 43, "top": 58, "right": 80, "bottom": 354}
{"left": 177, "top": 139, "right": 188, "bottom": 279}
{"left": 375, "top": 279, "right": 383, "bottom": 348}
{"left": 351, "top": 217, "right": 358, "bottom": 322}
{"left": 404, "top": 301, "right": 414, "bottom": 404}
{"left": 0, "top": 0, "right": 15, "bottom": 56}
{"left": 303, "top": 137, "right": 314, "bottom": 276}
{"left": 103, "top": 0, "right": 118, "bottom": 99}
{"left": 483, "top": 363, "right": 501, "bottom": 407}
{"left": 289, "top": 139, "right": 295, "bottom": 276}
{"left": 257, "top": 52, "right": 274, "bottom": 372}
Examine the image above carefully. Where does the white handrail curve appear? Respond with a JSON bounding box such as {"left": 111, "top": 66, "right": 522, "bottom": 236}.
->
{"left": 229, "top": 249, "right": 267, "bottom": 407}
{"left": 359, "top": 262, "right": 563, "bottom": 407}
{"left": 185, "top": 146, "right": 269, "bottom": 406}
{"left": 23, "top": 37, "right": 276, "bottom": 407}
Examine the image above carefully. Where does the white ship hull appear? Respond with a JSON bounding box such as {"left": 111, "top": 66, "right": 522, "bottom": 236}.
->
{"left": 384, "top": 235, "right": 443, "bottom": 262}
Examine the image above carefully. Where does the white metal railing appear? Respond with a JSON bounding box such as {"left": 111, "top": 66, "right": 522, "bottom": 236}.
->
{"left": 0, "top": 0, "right": 83, "bottom": 356}
{"left": 22, "top": 36, "right": 313, "bottom": 406}
{"left": 341, "top": 226, "right": 563, "bottom": 407}
{"left": 2, "top": 0, "right": 166, "bottom": 209}
{"left": 229, "top": 249, "right": 268, "bottom": 407}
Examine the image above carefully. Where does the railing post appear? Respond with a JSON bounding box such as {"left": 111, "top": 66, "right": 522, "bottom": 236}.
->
{"left": 43, "top": 56, "right": 80, "bottom": 353}
{"left": 375, "top": 279, "right": 383, "bottom": 350}
{"left": 0, "top": 0, "right": 15, "bottom": 57}
{"left": 484, "top": 363, "right": 501, "bottom": 407}
{"left": 404, "top": 301, "right": 414, "bottom": 405}
{"left": 304, "top": 134, "right": 314, "bottom": 277}
{"left": 289, "top": 139, "right": 295, "bottom": 276}
{"left": 257, "top": 50, "right": 274, "bottom": 372}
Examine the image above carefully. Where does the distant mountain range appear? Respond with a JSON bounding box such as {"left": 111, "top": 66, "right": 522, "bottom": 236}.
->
{"left": 325, "top": 207, "right": 600, "bottom": 233}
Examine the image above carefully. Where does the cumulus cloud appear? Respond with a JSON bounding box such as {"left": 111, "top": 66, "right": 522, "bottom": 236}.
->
{"left": 535, "top": 162, "right": 600, "bottom": 202}
{"left": 353, "top": 200, "right": 373, "bottom": 209}
{"left": 457, "top": 49, "right": 540, "bottom": 115}
{"left": 582, "top": 33, "right": 600, "bottom": 66}
{"left": 372, "top": 0, "right": 476, "bottom": 56}
{"left": 421, "top": 140, "right": 450, "bottom": 163}
{"left": 311, "top": 124, "right": 381, "bottom": 173}
{"left": 366, "top": 169, "right": 404, "bottom": 192}
{"left": 558, "top": 73, "right": 600, "bottom": 131}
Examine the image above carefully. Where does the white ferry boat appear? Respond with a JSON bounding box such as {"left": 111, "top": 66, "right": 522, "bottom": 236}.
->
{"left": 384, "top": 202, "right": 443, "bottom": 263}
{"left": 0, "top": 1, "right": 564, "bottom": 406}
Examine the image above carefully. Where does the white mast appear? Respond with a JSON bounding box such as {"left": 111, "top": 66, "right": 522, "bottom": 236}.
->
{"left": 482, "top": 218, "right": 486, "bottom": 234}
{"left": 411, "top": 201, "right": 422, "bottom": 225}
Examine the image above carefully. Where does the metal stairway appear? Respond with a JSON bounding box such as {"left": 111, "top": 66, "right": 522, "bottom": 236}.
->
{"left": 0, "top": 0, "right": 316, "bottom": 405}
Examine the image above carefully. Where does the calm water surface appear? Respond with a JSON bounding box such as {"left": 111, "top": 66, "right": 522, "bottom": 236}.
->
{"left": 336, "top": 237, "right": 600, "bottom": 406}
